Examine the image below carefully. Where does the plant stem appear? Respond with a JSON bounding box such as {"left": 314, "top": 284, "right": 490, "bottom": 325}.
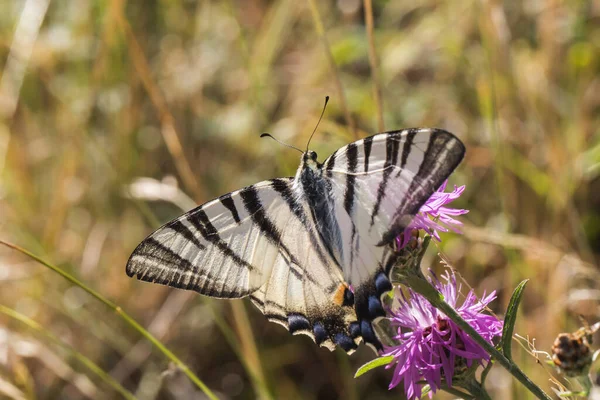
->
{"left": 0, "top": 240, "right": 218, "bottom": 400}
{"left": 402, "top": 273, "right": 552, "bottom": 400}
{"left": 460, "top": 379, "right": 493, "bottom": 400}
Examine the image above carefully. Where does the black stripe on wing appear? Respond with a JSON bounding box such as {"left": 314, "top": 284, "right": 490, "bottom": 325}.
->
{"left": 343, "top": 143, "right": 358, "bottom": 214}
{"left": 219, "top": 193, "right": 241, "bottom": 223}
{"left": 363, "top": 136, "right": 373, "bottom": 172}
{"left": 240, "top": 185, "right": 318, "bottom": 282}
{"left": 343, "top": 143, "right": 359, "bottom": 274}
{"left": 191, "top": 209, "right": 256, "bottom": 272}
{"left": 324, "top": 149, "right": 337, "bottom": 177}
{"left": 169, "top": 220, "right": 206, "bottom": 251}
{"left": 378, "top": 129, "right": 465, "bottom": 245}
{"left": 369, "top": 134, "right": 400, "bottom": 227}
{"left": 269, "top": 178, "right": 331, "bottom": 270}
{"left": 400, "top": 128, "right": 418, "bottom": 170}
{"left": 127, "top": 238, "right": 243, "bottom": 297}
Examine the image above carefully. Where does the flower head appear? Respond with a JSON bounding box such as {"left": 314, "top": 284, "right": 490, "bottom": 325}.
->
{"left": 551, "top": 328, "right": 595, "bottom": 377}
{"left": 383, "top": 271, "right": 503, "bottom": 399}
{"left": 397, "top": 180, "right": 468, "bottom": 249}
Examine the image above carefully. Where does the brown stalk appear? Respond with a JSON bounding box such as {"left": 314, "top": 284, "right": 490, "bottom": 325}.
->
{"left": 363, "top": 0, "right": 385, "bottom": 132}
{"left": 113, "top": 2, "right": 204, "bottom": 202}
{"left": 307, "top": 0, "right": 357, "bottom": 138}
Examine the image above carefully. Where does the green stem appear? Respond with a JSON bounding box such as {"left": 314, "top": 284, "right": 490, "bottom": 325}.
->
{"left": 460, "top": 379, "right": 492, "bottom": 400}
{"left": 402, "top": 273, "right": 552, "bottom": 400}
{"left": 0, "top": 240, "right": 218, "bottom": 400}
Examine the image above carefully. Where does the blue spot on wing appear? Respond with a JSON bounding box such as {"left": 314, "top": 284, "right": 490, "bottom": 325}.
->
{"left": 368, "top": 295, "right": 385, "bottom": 318}
{"left": 334, "top": 333, "right": 357, "bottom": 352}
{"left": 349, "top": 322, "right": 361, "bottom": 339}
{"left": 360, "top": 320, "right": 378, "bottom": 346}
{"left": 288, "top": 314, "right": 311, "bottom": 333}
{"left": 375, "top": 272, "right": 392, "bottom": 295}
{"left": 313, "top": 322, "right": 328, "bottom": 345}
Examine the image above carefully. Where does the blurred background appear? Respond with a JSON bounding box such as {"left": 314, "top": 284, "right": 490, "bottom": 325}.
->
{"left": 1, "top": 0, "right": 599, "bottom": 399}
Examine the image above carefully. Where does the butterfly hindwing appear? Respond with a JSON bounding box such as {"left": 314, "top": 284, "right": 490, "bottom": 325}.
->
{"left": 247, "top": 178, "right": 360, "bottom": 352}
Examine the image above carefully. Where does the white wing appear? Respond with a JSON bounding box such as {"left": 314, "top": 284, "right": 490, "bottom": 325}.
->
{"left": 127, "top": 179, "right": 290, "bottom": 298}
{"left": 127, "top": 178, "right": 361, "bottom": 353}
{"left": 320, "top": 128, "right": 466, "bottom": 349}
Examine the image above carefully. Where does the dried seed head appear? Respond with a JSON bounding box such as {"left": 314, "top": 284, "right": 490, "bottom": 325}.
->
{"left": 551, "top": 330, "right": 593, "bottom": 377}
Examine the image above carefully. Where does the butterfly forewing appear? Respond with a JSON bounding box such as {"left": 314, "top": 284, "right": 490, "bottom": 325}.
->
{"left": 324, "top": 128, "right": 465, "bottom": 247}
{"left": 126, "top": 180, "right": 287, "bottom": 298}
{"left": 321, "top": 128, "right": 465, "bottom": 350}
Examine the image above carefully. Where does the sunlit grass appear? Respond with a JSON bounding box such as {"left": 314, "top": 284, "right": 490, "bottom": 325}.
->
{"left": 0, "top": 304, "right": 136, "bottom": 400}
{"left": 1, "top": 0, "right": 599, "bottom": 398}
{"left": 0, "top": 240, "right": 218, "bottom": 400}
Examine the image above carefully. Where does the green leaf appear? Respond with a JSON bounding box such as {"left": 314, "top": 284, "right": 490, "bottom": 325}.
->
{"left": 501, "top": 280, "right": 529, "bottom": 360}
{"left": 421, "top": 384, "right": 432, "bottom": 397}
{"left": 354, "top": 356, "right": 394, "bottom": 378}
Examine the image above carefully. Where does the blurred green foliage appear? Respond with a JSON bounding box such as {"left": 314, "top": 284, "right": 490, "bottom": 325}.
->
{"left": 0, "top": 0, "right": 599, "bottom": 399}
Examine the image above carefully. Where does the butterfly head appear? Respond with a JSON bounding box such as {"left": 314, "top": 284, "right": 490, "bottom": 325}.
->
{"left": 302, "top": 150, "right": 319, "bottom": 170}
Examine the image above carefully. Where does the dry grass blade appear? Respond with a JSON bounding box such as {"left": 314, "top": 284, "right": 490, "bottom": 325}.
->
{"left": 0, "top": 240, "right": 218, "bottom": 400}
{"left": 0, "top": 305, "right": 136, "bottom": 400}
{"left": 363, "top": 0, "right": 384, "bottom": 132}
{"left": 2, "top": 1, "right": 598, "bottom": 397}
{"left": 230, "top": 301, "right": 273, "bottom": 400}
{"left": 307, "top": 0, "right": 357, "bottom": 138}
{"left": 0, "top": 376, "right": 26, "bottom": 400}
{"left": 111, "top": 1, "right": 204, "bottom": 202}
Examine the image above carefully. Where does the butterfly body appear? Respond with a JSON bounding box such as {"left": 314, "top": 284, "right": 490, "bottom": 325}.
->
{"left": 127, "top": 128, "right": 465, "bottom": 353}
{"left": 297, "top": 152, "right": 345, "bottom": 267}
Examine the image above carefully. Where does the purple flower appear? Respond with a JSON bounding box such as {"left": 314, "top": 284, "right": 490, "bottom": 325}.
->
{"left": 397, "top": 180, "right": 468, "bottom": 249}
{"left": 383, "top": 271, "right": 503, "bottom": 399}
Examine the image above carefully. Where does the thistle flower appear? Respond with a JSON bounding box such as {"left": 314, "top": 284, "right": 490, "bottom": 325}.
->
{"left": 383, "top": 271, "right": 503, "bottom": 399}
{"left": 398, "top": 180, "right": 468, "bottom": 249}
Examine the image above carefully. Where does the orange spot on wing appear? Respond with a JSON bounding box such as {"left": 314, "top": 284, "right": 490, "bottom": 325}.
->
{"left": 333, "top": 283, "right": 348, "bottom": 306}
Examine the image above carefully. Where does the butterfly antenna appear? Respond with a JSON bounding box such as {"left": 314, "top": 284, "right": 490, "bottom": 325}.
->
{"left": 306, "top": 95, "right": 329, "bottom": 152}
{"left": 260, "top": 133, "right": 303, "bottom": 154}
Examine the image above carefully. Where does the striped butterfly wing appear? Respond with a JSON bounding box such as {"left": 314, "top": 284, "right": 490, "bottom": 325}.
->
{"left": 248, "top": 180, "right": 360, "bottom": 353}
{"left": 126, "top": 180, "right": 287, "bottom": 298}
{"left": 127, "top": 178, "right": 360, "bottom": 352}
{"left": 321, "top": 128, "right": 466, "bottom": 350}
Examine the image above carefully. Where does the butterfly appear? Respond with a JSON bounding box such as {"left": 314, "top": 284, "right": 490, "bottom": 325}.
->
{"left": 126, "top": 127, "right": 465, "bottom": 354}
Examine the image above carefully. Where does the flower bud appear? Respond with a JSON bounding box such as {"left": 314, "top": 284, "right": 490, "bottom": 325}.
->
{"left": 551, "top": 330, "right": 593, "bottom": 377}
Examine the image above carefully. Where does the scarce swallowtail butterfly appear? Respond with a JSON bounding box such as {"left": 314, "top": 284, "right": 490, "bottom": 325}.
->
{"left": 126, "top": 123, "right": 465, "bottom": 354}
